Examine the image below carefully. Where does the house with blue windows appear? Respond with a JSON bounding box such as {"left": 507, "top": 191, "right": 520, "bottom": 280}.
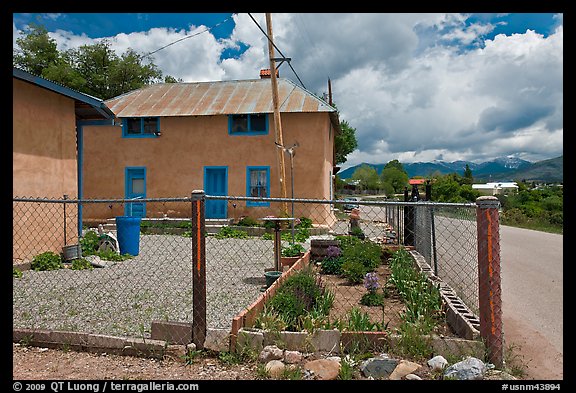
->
{"left": 80, "top": 72, "right": 340, "bottom": 224}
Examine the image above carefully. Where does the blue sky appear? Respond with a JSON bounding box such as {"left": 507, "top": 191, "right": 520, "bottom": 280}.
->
{"left": 13, "top": 13, "right": 563, "bottom": 169}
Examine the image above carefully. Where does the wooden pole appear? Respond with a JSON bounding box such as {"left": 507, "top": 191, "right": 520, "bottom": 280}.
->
{"left": 266, "top": 13, "right": 288, "bottom": 215}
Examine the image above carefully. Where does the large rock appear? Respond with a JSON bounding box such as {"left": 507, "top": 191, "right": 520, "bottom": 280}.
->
{"left": 389, "top": 360, "right": 422, "bottom": 380}
{"left": 304, "top": 358, "right": 340, "bottom": 380}
{"left": 265, "top": 360, "right": 286, "bottom": 379}
{"left": 444, "top": 357, "right": 487, "bottom": 380}
{"left": 259, "top": 345, "right": 284, "bottom": 363}
{"left": 360, "top": 356, "right": 399, "bottom": 379}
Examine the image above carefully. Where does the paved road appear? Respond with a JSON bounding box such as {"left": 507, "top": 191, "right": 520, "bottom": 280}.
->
{"left": 499, "top": 225, "right": 563, "bottom": 380}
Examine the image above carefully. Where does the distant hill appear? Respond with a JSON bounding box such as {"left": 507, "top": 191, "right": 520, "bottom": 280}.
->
{"left": 338, "top": 156, "right": 563, "bottom": 183}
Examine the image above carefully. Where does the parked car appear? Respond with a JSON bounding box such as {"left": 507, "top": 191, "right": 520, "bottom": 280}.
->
{"left": 343, "top": 197, "right": 360, "bottom": 211}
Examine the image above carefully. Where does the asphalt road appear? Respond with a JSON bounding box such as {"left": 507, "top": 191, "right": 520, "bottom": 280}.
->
{"left": 499, "top": 225, "right": 563, "bottom": 380}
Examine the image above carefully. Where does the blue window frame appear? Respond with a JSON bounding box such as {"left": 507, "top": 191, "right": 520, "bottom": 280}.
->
{"left": 246, "top": 166, "right": 270, "bottom": 207}
{"left": 122, "top": 117, "right": 160, "bottom": 138}
{"left": 228, "top": 114, "right": 268, "bottom": 135}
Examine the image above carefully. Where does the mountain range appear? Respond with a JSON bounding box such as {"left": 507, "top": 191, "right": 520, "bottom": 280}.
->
{"left": 338, "top": 156, "right": 563, "bottom": 183}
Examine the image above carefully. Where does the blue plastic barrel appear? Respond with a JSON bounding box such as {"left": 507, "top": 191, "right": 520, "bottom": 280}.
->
{"left": 115, "top": 216, "right": 142, "bottom": 256}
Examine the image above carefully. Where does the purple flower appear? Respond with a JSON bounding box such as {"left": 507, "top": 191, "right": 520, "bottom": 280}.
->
{"left": 325, "top": 245, "right": 342, "bottom": 258}
{"left": 364, "top": 272, "right": 379, "bottom": 291}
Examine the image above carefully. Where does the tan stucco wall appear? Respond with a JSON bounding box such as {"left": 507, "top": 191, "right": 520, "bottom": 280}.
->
{"left": 13, "top": 78, "right": 79, "bottom": 261}
{"left": 82, "top": 112, "right": 335, "bottom": 225}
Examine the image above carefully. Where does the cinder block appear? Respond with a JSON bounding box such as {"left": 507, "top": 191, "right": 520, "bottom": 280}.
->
{"left": 84, "top": 334, "right": 126, "bottom": 349}
{"left": 236, "top": 328, "right": 264, "bottom": 353}
{"left": 150, "top": 320, "right": 193, "bottom": 345}
{"left": 310, "top": 329, "right": 341, "bottom": 353}
{"left": 204, "top": 328, "right": 230, "bottom": 352}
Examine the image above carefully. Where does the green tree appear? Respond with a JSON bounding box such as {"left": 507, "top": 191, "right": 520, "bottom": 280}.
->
{"left": 383, "top": 159, "right": 407, "bottom": 174}
{"left": 463, "top": 164, "right": 473, "bottom": 185}
{"left": 352, "top": 164, "right": 381, "bottom": 190}
{"left": 14, "top": 23, "right": 171, "bottom": 100}
{"left": 13, "top": 23, "right": 60, "bottom": 76}
{"left": 335, "top": 120, "right": 358, "bottom": 165}
{"left": 380, "top": 166, "right": 409, "bottom": 194}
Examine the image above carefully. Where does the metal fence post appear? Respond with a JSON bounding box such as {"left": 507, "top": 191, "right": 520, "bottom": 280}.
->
{"left": 476, "top": 196, "right": 503, "bottom": 367}
{"left": 404, "top": 187, "right": 415, "bottom": 246}
{"left": 191, "top": 190, "right": 207, "bottom": 349}
{"left": 63, "top": 194, "right": 68, "bottom": 246}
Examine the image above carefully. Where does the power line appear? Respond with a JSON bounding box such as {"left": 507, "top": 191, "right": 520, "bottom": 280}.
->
{"left": 247, "top": 13, "right": 306, "bottom": 89}
{"left": 145, "top": 14, "right": 234, "bottom": 57}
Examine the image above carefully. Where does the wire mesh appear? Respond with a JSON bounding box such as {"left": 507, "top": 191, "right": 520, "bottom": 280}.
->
{"left": 13, "top": 195, "right": 496, "bottom": 353}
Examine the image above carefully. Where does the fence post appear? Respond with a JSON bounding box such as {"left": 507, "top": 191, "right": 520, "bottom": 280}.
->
{"left": 476, "top": 196, "right": 503, "bottom": 367}
{"left": 191, "top": 190, "right": 207, "bottom": 349}
{"left": 63, "top": 194, "right": 68, "bottom": 246}
{"left": 404, "top": 187, "right": 415, "bottom": 246}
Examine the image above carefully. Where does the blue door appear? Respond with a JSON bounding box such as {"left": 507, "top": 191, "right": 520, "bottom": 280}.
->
{"left": 125, "top": 167, "right": 146, "bottom": 217}
{"left": 204, "top": 166, "right": 227, "bottom": 219}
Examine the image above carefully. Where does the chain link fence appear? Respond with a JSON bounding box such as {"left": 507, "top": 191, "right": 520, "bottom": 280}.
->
{"left": 13, "top": 194, "right": 502, "bottom": 365}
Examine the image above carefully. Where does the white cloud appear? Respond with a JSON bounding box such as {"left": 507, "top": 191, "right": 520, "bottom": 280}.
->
{"left": 13, "top": 13, "right": 562, "bottom": 168}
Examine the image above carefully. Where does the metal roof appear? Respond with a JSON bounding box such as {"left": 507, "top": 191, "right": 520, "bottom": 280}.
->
{"left": 105, "top": 78, "right": 337, "bottom": 118}
{"left": 13, "top": 67, "right": 114, "bottom": 120}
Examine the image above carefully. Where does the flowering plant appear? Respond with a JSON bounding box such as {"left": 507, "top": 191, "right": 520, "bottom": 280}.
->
{"left": 360, "top": 272, "right": 385, "bottom": 307}
{"left": 363, "top": 272, "right": 379, "bottom": 292}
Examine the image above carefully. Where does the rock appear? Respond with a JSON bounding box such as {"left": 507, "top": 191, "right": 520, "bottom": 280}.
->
{"left": 444, "top": 356, "right": 487, "bottom": 380}
{"left": 360, "top": 356, "right": 399, "bottom": 379}
{"left": 284, "top": 350, "right": 303, "bottom": 364}
{"left": 304, "top": 358, "right": 340, "bottom": 380}
{"left": 265, "top": 360, "right": 286, "bottom": 379}
{"left": 389, "top": 360, "right": 422, "bottom": 380}
{"left": 259, "top": 345, "right": 283, "bottom": 363}
{"left": 427, "top": 355, "right": 448, "bottom": 371}
{"left": 405, "top": 373, "right": 422, "bottom": 380}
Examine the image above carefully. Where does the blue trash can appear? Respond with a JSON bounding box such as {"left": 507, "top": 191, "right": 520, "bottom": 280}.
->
{"left": 115, "top": 216, "right": 142, "bottom": 256}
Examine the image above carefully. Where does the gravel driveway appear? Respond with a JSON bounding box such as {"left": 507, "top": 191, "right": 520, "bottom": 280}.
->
{"left": 13, "top": 234, "right": 287, "bottom": 338}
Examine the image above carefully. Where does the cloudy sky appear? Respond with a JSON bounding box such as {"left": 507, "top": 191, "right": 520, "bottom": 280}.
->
{"left": 13, "top": 12, "right": 563, "bottom": 170}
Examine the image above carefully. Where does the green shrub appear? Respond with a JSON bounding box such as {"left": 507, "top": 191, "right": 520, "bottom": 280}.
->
{"left": 341, "top": 239, "right": 381, "bottom": 272}
{"left": 95, "top": 249, "right": 133, "bottom": 261}
{"left": 281, "top": 243, "right": 305, "bottom": 257}
{"left": 265, "top": 267, "right": 334, "bottom": 331}
{"left": 80, "top": 231, "right": 100, "bottom": 256}
{"left": 320, "top": 256, "right": 343, "bottom": 275}
{"left": 295, "top": 217, "right": 313, "bottom": 229}
{"left": 214, "top": 226, "right": 249, "bottom": 239}
{"left": 341, "top": 259, "right": 367, "bottom": 284}
{"left": 236, "top": 216, "right": 260, "bottom": 227}
{"left": 13, "top": 267, "right": 23, "bottom": 278}
{"left": 71, "top": 258, "right": 94, "bottom": 270}
{"left": 31, "top": 251, "right": 63, "bottom": 271}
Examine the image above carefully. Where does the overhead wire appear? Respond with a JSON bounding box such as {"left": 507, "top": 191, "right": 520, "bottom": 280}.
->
{"left": 247, "top": 13, "right": 307, "bottom": 89}
{"left": 144, "top": 14, "right": 235, "bottom": 57}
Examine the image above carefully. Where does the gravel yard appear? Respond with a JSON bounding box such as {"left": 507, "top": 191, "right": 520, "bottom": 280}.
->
{"left": 13, "top": 234, "right": 289, "bottom": 338}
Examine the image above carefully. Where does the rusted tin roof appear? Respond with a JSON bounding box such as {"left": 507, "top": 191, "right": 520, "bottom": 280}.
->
{"left": 105, "top": 78, "right": 337, "bottom": 118}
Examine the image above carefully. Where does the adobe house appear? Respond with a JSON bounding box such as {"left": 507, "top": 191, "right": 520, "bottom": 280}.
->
{"left": 81, "top": 72, "right": 341, "bottom": 226}
{"left": 13, "top": 67, "right": 114, "bottom": 262}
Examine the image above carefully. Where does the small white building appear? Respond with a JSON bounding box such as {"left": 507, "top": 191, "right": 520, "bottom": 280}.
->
{"left": 472, "top": 182, "right": 519, "bottom": 195}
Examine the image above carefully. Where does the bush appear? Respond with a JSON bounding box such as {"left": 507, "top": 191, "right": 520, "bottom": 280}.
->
{"left": 341, "top": 239, "right": 381, "bottom": 272}
{"left": 31, "top": 251, "right": 63, "bottom": 271}
{"left": 80, "top": 230, "right": 100, "bottom": 256}
{"left": 281, "top": 243, "right": 305, "bottom": 257}
{"left": 321, "top": 256, "right": 343, "bottom": 275}
{"left": 236, "top": 216, "right": 260, "bottom": 227}
{"left": 341, "top": 259, "right": 367, "bottom": 284}
{"left": 214, "top": 226, "right": 249, "bottom": 239}
{"left": 295, "top": 217, "right": 313, "bottom": 229}
{"left": 13, "top": 267, "right": 23, "bottom": 278}
{"left": 266, "top": 267, "right": 333, "bottom": 331}
{"left": 71, "top": 258, "right": 94, "bottom": 270}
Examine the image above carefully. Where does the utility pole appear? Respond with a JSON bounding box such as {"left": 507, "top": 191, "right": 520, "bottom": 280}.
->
{"left": 266, "top": 13, "right": 289, "bottom": 215}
